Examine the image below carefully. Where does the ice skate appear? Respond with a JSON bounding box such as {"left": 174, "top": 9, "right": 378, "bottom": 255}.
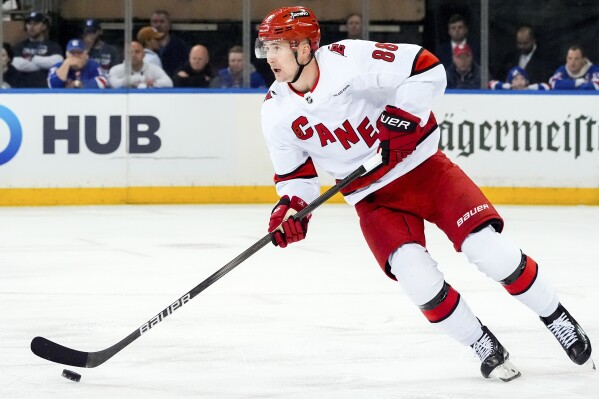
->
{"left": 471, "top": 326, "right": 521, "bottom": 382}
{"left": 541, "top": 303, "right": 594, "bottom": 369}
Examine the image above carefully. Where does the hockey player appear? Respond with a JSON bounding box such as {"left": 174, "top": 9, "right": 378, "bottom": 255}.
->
{"left": 257, "top": 6, "right": 593, "bottom": 381}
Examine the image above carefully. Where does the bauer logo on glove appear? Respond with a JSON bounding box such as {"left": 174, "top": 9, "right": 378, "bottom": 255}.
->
{"left": 379, "top": 110, "right": 418, "bottom": 132}
{"left": 377, "top": 105, "right": 423, "bottom": 166}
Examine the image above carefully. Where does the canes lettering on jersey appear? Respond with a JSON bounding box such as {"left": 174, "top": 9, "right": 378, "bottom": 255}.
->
{"left": 291, "top": 116, "right": 378, "bottom": 149}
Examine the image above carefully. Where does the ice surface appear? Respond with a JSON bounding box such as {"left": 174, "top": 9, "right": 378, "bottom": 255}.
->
{"left": 1, "top": 204, "right": 597, "bottom": 398}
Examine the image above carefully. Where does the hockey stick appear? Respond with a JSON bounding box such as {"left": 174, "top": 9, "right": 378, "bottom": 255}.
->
{"left": 31, "top": 153, "right": 382, "bottom": 368}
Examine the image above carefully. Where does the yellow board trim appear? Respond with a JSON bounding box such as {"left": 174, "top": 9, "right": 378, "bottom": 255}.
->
{"left": 0, "top": 186, "right": 598, "bottom": 206}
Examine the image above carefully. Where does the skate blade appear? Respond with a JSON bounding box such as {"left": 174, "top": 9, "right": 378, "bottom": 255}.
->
{"left": 489, "top": 360, "right": 521, "bottom": 382}
{"left": 581, "top": 357, "right": 596, "bottom": 371}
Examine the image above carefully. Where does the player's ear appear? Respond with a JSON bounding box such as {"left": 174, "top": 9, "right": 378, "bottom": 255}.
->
{"left": 300, "top": 39, "right": 311, "bottom": 56}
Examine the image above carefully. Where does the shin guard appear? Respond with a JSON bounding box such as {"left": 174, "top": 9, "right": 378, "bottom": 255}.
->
{"left": 500, "top": 253, "right": 538, "bottom": 295}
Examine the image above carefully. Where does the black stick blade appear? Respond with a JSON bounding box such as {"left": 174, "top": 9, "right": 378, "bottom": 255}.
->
{"left": 31, "top": 336, "right": 89, "bottom": 368}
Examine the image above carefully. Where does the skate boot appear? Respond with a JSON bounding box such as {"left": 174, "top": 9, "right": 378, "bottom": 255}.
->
{"left": 541, "top": 303, "right": 594, "bottom": 367}
{"left": 471, "top": 325, "right": 521, "bottom": 382}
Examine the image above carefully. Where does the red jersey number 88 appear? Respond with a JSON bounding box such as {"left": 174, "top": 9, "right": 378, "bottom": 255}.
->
{"left": 372, "top": 43, "right": 399, "bottom": 62}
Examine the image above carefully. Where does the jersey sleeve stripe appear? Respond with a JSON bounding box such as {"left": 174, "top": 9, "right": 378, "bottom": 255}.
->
{"left": 410, "top": 47, "right": 441, "bottom": 77}
{"left": 415, "top": 113, "right": 438, "bottom": 147}
{"left": 274, "top": 157, "right": 318, "bottom": 184}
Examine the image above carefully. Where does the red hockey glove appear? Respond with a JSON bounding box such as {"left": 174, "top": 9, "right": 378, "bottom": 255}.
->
{"left": 377, "top": 105, "right": 422, "bottom": 166}
{"left": 268, "top": 195, "right": 311, "bottom": 248}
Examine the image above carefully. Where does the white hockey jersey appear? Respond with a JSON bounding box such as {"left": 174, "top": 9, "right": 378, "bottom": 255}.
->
{"left": 260, "top": 40, "right": 447, "bottom": 205}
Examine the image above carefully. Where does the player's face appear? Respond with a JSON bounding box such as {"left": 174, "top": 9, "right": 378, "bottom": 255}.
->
{"left": 228, "top": 52, "right": 244, "bottom": 74}
{"left": 566, "top": 49, "right": 585, "bottom": 74}
{"left": 265, "top": 41, "right": 298, "bottom": 82}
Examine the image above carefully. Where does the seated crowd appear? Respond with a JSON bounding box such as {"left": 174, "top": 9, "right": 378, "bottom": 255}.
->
{"left": 2, "top": 11, "right": 598, "bottom": 91}
{"left": 438, "top": 16, "right": 598, "bottom": 91}
{"left": 2, "top": 10, "right": 268, "bottom": 90}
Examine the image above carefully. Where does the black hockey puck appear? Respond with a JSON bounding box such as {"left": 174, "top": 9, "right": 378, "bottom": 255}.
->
{"left": 61, "top": 369, "right": 81, "bottom": 382}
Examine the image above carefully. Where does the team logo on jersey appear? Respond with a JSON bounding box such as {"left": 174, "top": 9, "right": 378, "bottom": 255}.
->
{"left": 328, "top": 43, "right": 346, "bottom": 56}
{"left": 290, "top": 10, "right": 309, "bottom": 19}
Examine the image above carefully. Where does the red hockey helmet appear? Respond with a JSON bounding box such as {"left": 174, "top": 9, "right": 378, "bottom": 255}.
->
{"left": 255, "top": 6, "right": 321, "bottom": 58}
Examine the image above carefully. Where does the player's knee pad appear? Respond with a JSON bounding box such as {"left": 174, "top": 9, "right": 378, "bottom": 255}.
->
{"left": 389, "top": 243, "right": 445, "bottom": 306}
{"left": 461, "top": 225, "right": 522, "bottom": 282}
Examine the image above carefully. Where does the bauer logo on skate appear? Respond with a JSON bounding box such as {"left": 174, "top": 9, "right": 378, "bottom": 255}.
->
{"left": 457, "top": 204, "right": 490, "bottom": 227}
{"left": 139, "top": 293, "right": 191, "bottom": 335}
{"left": 0, "top": 105, "right": 23, "bottom": 166}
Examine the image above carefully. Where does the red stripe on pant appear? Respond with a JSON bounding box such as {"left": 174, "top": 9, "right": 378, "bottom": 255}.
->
{"left": 503, "top": 255, "right": 538, "bottom": 295}
{"left": 420, "top": 285, "right": 460, "bottom": 323}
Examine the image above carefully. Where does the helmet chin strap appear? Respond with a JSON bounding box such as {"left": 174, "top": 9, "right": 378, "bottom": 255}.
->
{"left": 289, "top": 51, "right": 314, "bottom": 84}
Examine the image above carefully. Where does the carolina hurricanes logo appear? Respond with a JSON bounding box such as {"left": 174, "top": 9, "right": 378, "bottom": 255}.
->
{"left": 264, "top": 91, "right": 273, "bottom": 102}
{"left": 328, "top": 43, "right": 346, "bottom": 56}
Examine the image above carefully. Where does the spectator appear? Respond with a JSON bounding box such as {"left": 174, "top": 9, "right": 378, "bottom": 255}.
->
{"left": 108, "top": 41, "right": 173, "bottom": 89}
{"left": 137, "top": 26, "right": 164, "bottom": 68}
{"left": 82, "top": 19, "right": 122, "bottom": 74}
{"left": 48, "top": 39, "right": 108, "bottom": 89}
{"left": 549, "top": 45, "right": 599, "bottom": 90}
{"left": 488, "top": 66, "right": 550, "bottom": 90}
{"left": 210, "top": 45, "right": 266, "bottom": 89}
{"left": 2, "top": 42, "right": 24, "bottom": 88}
{"left": 498, "top": 25, "right": 554, "bottom": 85}
{"left": 446, "top": 43, "right": 481, "bottom": 89}
{"left": 435, "top": 14, "right": 480, "bottom": 70}
{"left": 345, "top": 13, "right": 362, "bottom": 40}
{"left": 172, "top": 44, "right": 212, "bottom": 88}
{"left": 11, "top": 12, "right": 63, "bottom": 88}
{"left": 150, "top": 9, "right": 190, "bottom": 77}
